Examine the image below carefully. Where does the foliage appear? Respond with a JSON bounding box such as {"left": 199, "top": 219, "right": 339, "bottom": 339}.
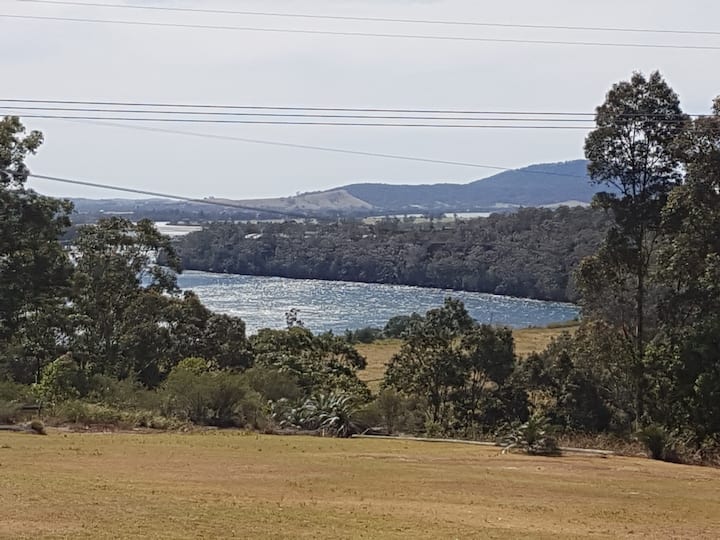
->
{"left": 251, "top": 327, "right": 370, "bottom": 401}
{"left": 305, "top": 393, "right": 359, "bottom": 438}
{"left": 0, "top": 117, "right": 73, "bottom": 379}
{"left": 34, "top": 354, "right": 87, "bottom": 405}
{"left": 243, "top": 366, "right": 302, "bottom": 403}
{"left": 383, "top": 314, "right": 423, "bottom": 339}
{"left": 177, "top": 206, "right": 611, "bottom": 303}
{"left": 270, "top": 392, "right": 359, "bottom": 437}
{"left": 500, "top": 415, "right": 560, "bottom": 456}
{"left": 384, "top": 298, "right": 526, "bottom": 436}
{"left": 637, "top": 424, "right": 678, "bottom": 462}
{"left": 345, "top": 326, "right": 384, "bottom": 344}
{"left": 162, "top": 360, "right": 263, "bottom": 428}
{"left": 580, "top": 71, "right": 690, "bottom": 425}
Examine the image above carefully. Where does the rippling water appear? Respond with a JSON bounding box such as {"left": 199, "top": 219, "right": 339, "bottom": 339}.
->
{"left": 177, "top": 271, "right": 579, "bottom": 334}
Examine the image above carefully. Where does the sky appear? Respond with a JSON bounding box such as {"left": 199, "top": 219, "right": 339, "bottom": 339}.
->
{"left": 1, "top": 0, "right": 719, "bottom": 200}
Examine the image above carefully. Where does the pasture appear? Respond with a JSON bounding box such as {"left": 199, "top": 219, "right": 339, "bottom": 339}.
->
{"left": 1, "top": 430, "right": 718, "bottom": 539}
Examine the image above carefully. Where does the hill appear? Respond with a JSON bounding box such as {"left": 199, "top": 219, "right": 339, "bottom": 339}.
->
{"left": 70, "top": 160, "right": 599, "bottom": 220}
{"left": 340, "top": 160, "right": 594, "bottom": 212}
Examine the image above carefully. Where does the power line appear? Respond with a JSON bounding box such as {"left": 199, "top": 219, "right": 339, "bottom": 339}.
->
{"left": 0, "top": 99, "right": 706, "bottom": 118}
{"left": 0, "top": 105, "right": 697, "bottom": 123}
{"left": 3, "top": 13, "right": 720, "bottom": 51}
{"left": 0, "top": 105, "right": 600, "bottom": 122}
{"left": 50, "top": 119, "right": 593, "bottom": 180}
{"left": 17, "top": 0, "right": 720, "bottom": 37}
{"left": 25, "top": 172, "right": 313, "bottom": 218}
{"left": 0, "top": 113, "right": 598, "bottom": 129}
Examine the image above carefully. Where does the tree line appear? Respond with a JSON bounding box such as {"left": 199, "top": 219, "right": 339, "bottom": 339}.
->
{"left": 177, "top": 206, "right": 611, "bottom": 302}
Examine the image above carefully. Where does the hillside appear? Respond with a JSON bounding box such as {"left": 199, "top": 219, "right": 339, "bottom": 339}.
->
{"left": 341, "top": 160, "right": 594, "bottom": 212}
{"left": 70, "top": 160, "right": 597, "bottom": 220}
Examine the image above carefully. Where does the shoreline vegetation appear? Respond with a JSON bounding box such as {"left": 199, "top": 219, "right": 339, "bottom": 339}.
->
{"left": 176, "top": 206, "right": 611, "bottom": 304}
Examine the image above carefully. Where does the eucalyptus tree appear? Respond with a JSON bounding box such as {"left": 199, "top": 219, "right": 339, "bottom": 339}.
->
{"left": 579, "top": 71, "right": 690, "bottom": 422}
{"left": 0, "top": 117, "right": 73, "bottom": 382}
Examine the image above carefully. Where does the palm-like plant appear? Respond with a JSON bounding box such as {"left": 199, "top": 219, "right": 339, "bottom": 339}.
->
{"left": 309, "top": 393, "right": 358, "bottom": 438}
{"left": 500, "top": 415, "right": 559, "bottom": 456}
{"left": 270, "top": 392, "right": 359, "bottom": 437}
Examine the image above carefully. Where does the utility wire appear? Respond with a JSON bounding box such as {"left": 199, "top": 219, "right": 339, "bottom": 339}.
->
{"left": 2, "top": 13, "right": 720, "bottom": 51}
{"left": 17, "top": 0, "right": 720, "bottom": 37}
{"left": 0, "top": 99, "right": 707, "bottom": 118}
{"left": 0, "top": 113, "right": 598, "bottom": 128}
{"left": 51, "top": 118, "right": 594, "bottom": 180}
{"left": 0, "top": 106, "right": 602, "bottom": 122}
{"left": 0, "top": 105, "right": 697, "bottom": 123}
{"left": 25, "top": 173, "right": 314, "bottom": 219}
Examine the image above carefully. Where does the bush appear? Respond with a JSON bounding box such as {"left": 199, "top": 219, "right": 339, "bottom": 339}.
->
{"left": 0, "top": 382, "right": 35, "bottom": 424}
{"left": 243, "top": 367, "right": 302, "bottom": 402}
{"left": 270, "top": 392, "right": 359, "bottom": 437}
{"left": 0, "top": 380, "right": 32, "bottom": 402}
{"left": 383, "top": 314, "right": 422, "bottom": 339}
{"left": 87, "top": 375, "right": 162, "bottom": 411}
{"left": 50, "top": 400, "right": 123, "bottom": 426}
{"left": 346, "top": 327, "right": 383, "bottom": 344}
{"left": 162, "top": 361, "right": 264, "bottom": 428}
{"left": 35, "top": 354, "right": 87, "bottom": 405}
{"left": 637, "top": 424, "right": 678, "bottom": 462}
{"left": 501, "top": 415, "right": 560, "bottom": 456}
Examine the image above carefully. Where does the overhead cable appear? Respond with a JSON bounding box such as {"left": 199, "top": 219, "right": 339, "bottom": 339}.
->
{"left": 17, "top": 0, "right": 720, "bottom": 37}
{"left": 2, "top": 13, "right": 720, "bottom": 51}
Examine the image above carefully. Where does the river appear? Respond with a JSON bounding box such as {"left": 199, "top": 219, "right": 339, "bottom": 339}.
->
{"left": 176, "top": 271, "right": 579, "bottom": 335}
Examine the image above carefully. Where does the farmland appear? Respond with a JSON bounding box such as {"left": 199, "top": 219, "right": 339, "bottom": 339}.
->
{"left": 1, "top": 430, "right": 718, "bottom": 539}
{"left": 355, "top": 325, "right": 577, "bottom": 387}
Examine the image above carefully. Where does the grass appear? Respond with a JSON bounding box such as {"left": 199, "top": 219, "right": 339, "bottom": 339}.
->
{"left": 356, "top": 325, "right": 578, "bottom": 387}
{"left": 1, "top": 430, "right": 718, "bottom": 539}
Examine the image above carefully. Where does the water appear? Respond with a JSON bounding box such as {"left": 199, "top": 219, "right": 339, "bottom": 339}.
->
{"left": 154, "top": 222, "right": 203, "bottom": 237}
{"left": 177, "top": 271, "right": 579, "bottom": 335}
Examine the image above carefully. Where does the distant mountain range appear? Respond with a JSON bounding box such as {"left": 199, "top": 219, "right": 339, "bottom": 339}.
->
{"left": 338, "top": 160, "right": 594, "bottom": 212}
{"left": 72, "top": 159, "right": 601, "bottom": 220}
{"left": 217, "top": 159, "right": 596, "bottom": 214}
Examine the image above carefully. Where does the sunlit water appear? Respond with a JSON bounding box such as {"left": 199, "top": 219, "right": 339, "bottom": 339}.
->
{"left": 177, "top": 271, "right": 579, "bottom": 335}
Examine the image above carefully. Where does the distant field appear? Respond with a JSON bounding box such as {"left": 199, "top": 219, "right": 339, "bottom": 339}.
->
{"left": 1, "top": 431, "right": 718, "bottom": 539}
{"left": 356, "top": 325, "right": 577, "bottom": 387}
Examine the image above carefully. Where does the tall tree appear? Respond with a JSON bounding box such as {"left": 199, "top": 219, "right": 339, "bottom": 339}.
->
{"left": 648, "top": 98, "right": 720, "bottom": 443}
{"left": 69, "top": 217, "right": 181, "bottom": 376}
{"left": 579, "top": 72, "right": 689, "bottom": 423}
{"left": 0, "top": 117, "right": 73, "bottom": 381}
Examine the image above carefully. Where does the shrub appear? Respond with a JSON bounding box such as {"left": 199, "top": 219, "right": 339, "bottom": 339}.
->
{"left": 87, "top": 375, "right": 162, "bottom": 411}
{"left": 347, "top": 327, "right": 383, "bottom": 344}
{"left": 501, "top": 415, "right": 560, "bottom": 456}
{"left": 162, "top": 361, "right": 264, "bottom": 428}
{"left": 35, "top": 354, "right": 87, "bottom": 405}
{"left": 383, "top": 314, "right": 422, "bottom": 339}
{"left": 243, "top": 367, "right": 302, "bottom": 402}
{"left": 51, "top": 400, "right": 123, "bottom": 426}
{"left": 270, "top": 392, "right": 359, "bottom": 437}
{"left": 0, "top": 380, "right": 32, "bottom": 402}
{"left": 376, "top": 389, "right": 403, "bottom": 434}
{"left": 637, "top": 424, "right": 678, "bottom": 462}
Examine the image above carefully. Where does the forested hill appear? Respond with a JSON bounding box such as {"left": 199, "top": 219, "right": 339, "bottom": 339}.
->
{"left": 341, "top": 160, "right": 595, "bottom": 211}
{"left": 177, "top": 206, "right": 611, "bottom": 302}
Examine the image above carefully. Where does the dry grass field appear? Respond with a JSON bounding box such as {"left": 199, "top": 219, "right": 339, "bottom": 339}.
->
{"left": 1, "top": 430, "right": 718, "bottom": 539}
{"left": 356, "top": 325, "right": 577, "bottom": 387}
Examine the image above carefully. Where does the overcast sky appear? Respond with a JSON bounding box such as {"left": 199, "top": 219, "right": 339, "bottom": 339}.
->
{"left": 2, "top": 0, "right": 719, "bottom": 199}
